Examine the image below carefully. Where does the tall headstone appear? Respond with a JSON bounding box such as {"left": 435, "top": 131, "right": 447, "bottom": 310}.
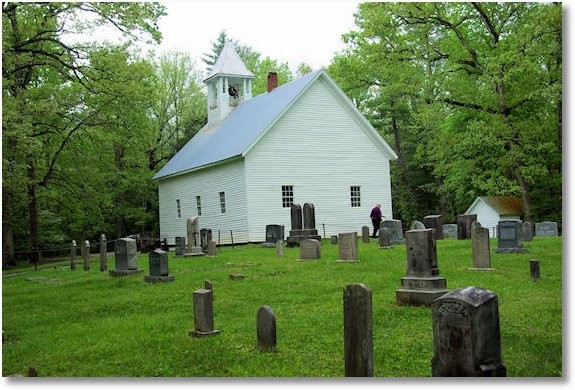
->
{"left": 431, "top": 286, "right": 506, "bottom": 377}
{"left": 361, "top": 226, "right": 370, "bottom": 243}
{"left": 145, "top": 249, "right": 174, "bottom": 283}
{"left": 109, "top": 237, "right": 143, "bottom": 276}
{"left": 424, "top": 215, "right": 444, "bottom": 240}
{"left": 257, "top": 305, "right": 277, "bottom": 352}
{"left": 530, "top": 259, "right": 540, "bottom": 282}
{"left": 470, "top": 223, "right": 492, "bottom": 269}
{"left": 378, "top": 227, "right": 391, "bottom": 249}
{"left": 99, "top": 234, "right": 107, "bottom": 272}
{"left": 189, "top": 288, "right": 220, "bottom": 337}
{"left": 344, "top": 284, "right": 373, "bottom": 377}
{"left": 287, "top": 203, "right": 320, "bottom": 247}
{"left": 522, "top": 222, "right": 534, "bottom": 242}
{"left": 291, "top": 204, "right": 303, "bottom": 230}
{"left": 338, "top": 232, "right": 358, "bottom": 261}
{"left": 185, "top": 216, "right": 204, "bottom": 256}
{"left": 262, "top": 225, "right": 285, "bottom": 248}
{"left": 299, "top": 239, "right": 321, "bottom": 260}
{"left": 495, "top": 220, "right": 528, "bottom": 253}
{"left": 442, "top": 224, "right": 458, "bottom": 239}
{"left": 396, "top": 229, "right": 449, "bottom": 306}
{"left": 70, "top": 240, "right": 77, "bottom": 270}
{"left": 457, "top": 214, "right": 477, "bottom": 240}
{"left": 206, "top": 240, "right": 217, "bottom": 257}
{"left": 275, "top": 240, "right": 283, "bottom": 257}
{"left": 200, "top": 228, "right": 212, "bottom": 251}
{"left": 175, "top": 236, "right": 186, "bottom": 256}
{"left": 535, "top": 221, "right": 558, "bottom": 237}
{"left": 303, "top": 203, "right": 316, "bottom": 230}
{"left": 82, "top": 240, "right": 90, "bottom": 271}
{"left": 381, "top": 219, "right": 404, "bottom": 245}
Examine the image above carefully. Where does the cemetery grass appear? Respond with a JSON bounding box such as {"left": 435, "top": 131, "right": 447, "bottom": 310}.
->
{"left": 2, "top": 237, "right": 562, "bottom": 377}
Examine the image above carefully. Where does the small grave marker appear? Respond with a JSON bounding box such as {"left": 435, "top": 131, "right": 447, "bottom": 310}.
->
{"left": 361, "top": 226, "right": 370, "bottom": 243}
{"left": 338, "top": 232, "right": 358, "bottom": 261}
{"left": 82, "top": 240, "right": 90, "bottom": 271}
{"left": 300, "top": 239, "right": 321, "bottom": 260}
{"left": 99, "top": 234, "right": 107, "bottom": 271}
{"left": 70, "top": 240, "right": 77, "bottom": 270}
{"left": 470, "top": 223, "right": 492, "bottom": 270}
{"left": 109, "top": 237, "right": 143, "bottom": 277}
{"left": 378, "top": 227, "right": 391, "bottom": 249}
{"left": 535, "top": 221, "right": 558, "bottom": 237}
{"left": 145, "top": 249, "right": 174, "bottom": 283}
{"left": 257, "top": 305, "right": 277, "bottom": 352}
{"left": 530, "top": 259, "right": 540, "bottom": 282}
{"left": 189, "top": 288, "right": 220, "bottom": 338}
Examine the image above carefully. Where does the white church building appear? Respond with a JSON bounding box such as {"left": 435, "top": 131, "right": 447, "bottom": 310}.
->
{"left": 153, "top": 43, "right": 397, "bottom": 244}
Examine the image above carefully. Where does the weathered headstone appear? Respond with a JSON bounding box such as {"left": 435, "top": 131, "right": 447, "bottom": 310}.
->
{"left": 109, "top": 237, "right": 143, "bottom": 276}
{"left": 299, "top": 239, "right": 321, "bottom": 260}
{"left": 442, "top": 224, "right": 458, "bottom": 239}
{"left": 338, "top": 232, "right": 358, "bottom": 261}
{"left": 396, "top": 229, "right": 449, "bottom": 306}
{"left": 495, "top": 220, "right": 528, "bottom": 253}
{"left": 378, "top": 227, "right": 391, "bottom": 249}
{"left": 344, "top": 284, "right": 373, "bottom": 377}
{"left": 70, "top": 240, "right": 77, "bottom": 270}
{"left": 185, "top": 216, "right": 204, "bottom": 256}
{"left": 275, "top": 240, "right": 283, "bottom": 257}
{"left": 257, "top": 305, "right": 277, "bottom": 352}
{"left": 291, "top": 204, "right": 303, "bottom": 230}
{"left": 535, "top": 221, "right": 558, "bottom": 237}
{"left": 424, "top": 215, "right": 444, "bottom": 240}
{"left": 189, "top": 288, "right": 220, "bottom": 337}
{"left": 200, "top": 228, "right": 212, "bottom": 251}
{"left": 145, "top": 249, "right": 174, "bottom": 283}
{"left": 457, "top": 214, "right": 477, "bottom": 240}
{"left": 82, "top": 240, "right": 90, "bottom": 271}
{"left": 287, "top": 203, "right": 320, "bottom": 247}
{"left": 262, "top": 224, "right": 285, "bottom": 248}
{"left": 361, "top": 226, "right": 370, "bottom": 243}
{"left": 410, "top": 220, "right": 426, "bottom": 230}
{"left": 303, "top": 202, "right": 316, "bottom": 230}
{"left": 175, "top": 236, "right": 186, "bottom": 256}
{"left": 381, "top": 219, "right": 404, "bottom": 245}
{"left": 522, "top": 222, "right": 534, "bottom": 242}
{"left": 331, "top": 235, "right": 338, "bottom": 245}
{"left": 470, "top": 223, "right": 492, "bottom": 270}
{"left": 204, "top": 280, "right": 213, "bottom": 291}
{"left": 206, "top": 240, "right": 217, "bottom": 257}
{"left": 530, "top": 259, "right": 540, "bottom": 282}
{"left": 431, "top": 286, "right": 506, "bottom": 377}
{"left": 99, "top": 234, "right": 107, "bottom": 272}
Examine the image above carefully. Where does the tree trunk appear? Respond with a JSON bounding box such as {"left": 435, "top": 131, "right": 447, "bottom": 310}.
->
{"left": 516, "top": 169, "right": 534, "bottom": 222}
{"left": 27, "top": 167, "right": 40, "bottom": 265}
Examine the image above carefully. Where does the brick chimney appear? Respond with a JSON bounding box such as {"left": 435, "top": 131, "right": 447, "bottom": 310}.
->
{"left": 267, "top": 72, "right": 278, "bottom": 93}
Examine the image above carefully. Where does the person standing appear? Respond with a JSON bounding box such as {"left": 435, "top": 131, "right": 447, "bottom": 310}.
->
{"left": 370, "top": 203, "right": 383, "bottom": 238}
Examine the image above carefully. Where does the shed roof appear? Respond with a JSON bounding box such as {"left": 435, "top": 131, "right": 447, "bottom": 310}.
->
{"left": 203, "top": 42, "right": 254, "bottom": 82}
{"left": 468, "top": 196, "right": 524, "bottom": 216}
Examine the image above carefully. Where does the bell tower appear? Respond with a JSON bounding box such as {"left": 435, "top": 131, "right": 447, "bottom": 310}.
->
{"left": 203, "top": 42, "right": 255, "bottom": 127}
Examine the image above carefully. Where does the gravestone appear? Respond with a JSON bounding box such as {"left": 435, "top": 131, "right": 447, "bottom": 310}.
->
{"left": 331, "top": 235, "right": 338, "bottom": 245}
{"left": 431, "top": 286, "right": 506, "bottom": 377}
{"left": 275, "top": 240, "right": 283, "bottom": 257}
{"left": 396, "top": 229, "right": 449, "bottom": 306}
{"left": 70, "top": 240, "right": 77, "bottom": 270}
{"left": 470, "top": 223, "right": 492, "bottom": 270}
{"left": 200, "top": 229, "right": 212, "bottom": 251}
{"left": 344, "top": 284, "right": 373, "bottom": 377}
{"left": 338, "top": 232, "right": 358, "bottom": 261}
{"left": 184, "top": 216, "right": 204, "bottom": 256}
{"left": 424, "top": 215, "right": 444, "bottom": 240}
{"left": 109, "top": 237, "right": 143, "bottom": 276}
{"left": 410, "top": 220, "right": 426, "bottom": 230}
{"left": 175, "top": 236, "right": 186, "bottom": 256}
{"left": 82, "top": 240, "right": 90, "bottom": 271}
{"left": 204, "top": 280, "right": 213, "bottom": 291}
{"left": 206, "top": 240, "right": 217, "bottom": 257}
{"left": 495, "top": 220, "right": 528, "bottom": 253}
{"left": 442, "top": 224, "right": 458, "bottom": 239}
{"left": 299, "top": 239, "right": 321, "bottom": 260}
{"left": 361, "top": 226, "right": 370, "bottom": 243}
{"left": 287, "top": 203, "right": 321, "bottom": 247}
{"left": 457, "top": 214, "right": 477, "bottom": 240}
{"left": 189, "top": 288, "right": 220, "bottom": 337}
{"left": 378, "top": 227, "right": 391, "bottom": 249}
{"left": 144, "top": 249, "right": 174, "bottom": 283}
{"left": 257, "top": 305, "right": 277, "bottom": 352}
{"left": 530, "top": 259, "right": 540, "bottom": 282}
{"left": 381, "top": 219, "right": 404, "bottom": 245}
{"left": 522, "top": 222, "right": 534, "bottom": 242}
{"left": 99, "top": 234, "right": 107, "bottom": 272}
{"left": 262, "top": 225, "right": 285, "bottom": 248}
{"left": 535, "top": 221, "right": 558, "bottom": 237}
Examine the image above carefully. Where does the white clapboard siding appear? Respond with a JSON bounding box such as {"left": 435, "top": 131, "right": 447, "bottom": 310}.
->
{"left": 244, "top": 78, "right": 392, "bottom": 241}
{"left": 467, "top": 200, "right": 501, "bottom": 238}
{"left": 157, "top": 159, "right": 248, "bottom": 245}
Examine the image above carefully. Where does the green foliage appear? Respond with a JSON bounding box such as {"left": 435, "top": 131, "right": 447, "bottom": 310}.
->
{"left": 2, "top": 238, "right": 562, "bottom": 377}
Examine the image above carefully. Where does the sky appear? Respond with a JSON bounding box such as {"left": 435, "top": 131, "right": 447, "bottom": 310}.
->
{"left": 150, "top": 0, "right": 362, "bottom": 73}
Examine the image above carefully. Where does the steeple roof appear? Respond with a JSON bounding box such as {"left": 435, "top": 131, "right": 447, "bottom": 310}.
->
{"left": 203, "top": 42, "right": 254, "bottom": 83}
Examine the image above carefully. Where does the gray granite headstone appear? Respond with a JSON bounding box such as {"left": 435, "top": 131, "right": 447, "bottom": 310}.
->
{"left": 396, "top": 229, "right": 448, "bottom": 306}
{"left": 300, "top": 239, "right": 321, "bottom": 260}
{"left": 361, "top": 226, "right": 370, "bottom": 243}
{"left": 70, "top": 240, "right": 77, "bottom": 270}
{"left": 263, "top": 225, "right": 285, "bottom": 248}
{"left": 381, "top": 219, "right": 404, "bottom": 245}
{"left": 522, "top": 222, "right": 534, "bottom": 241}
{"left": 185, "top": 216, "right": 203, "bottom": 256}
{"left": 287, "top": 203, "right": 320, "bottom": 247}
{"left": 338, "top": 232, "right": 358, "bottom": 261}
{"left": 331, "top": 235, "right": 338, "bottom": 245}
{"left": 535, "top": 221, "right": 558, "bottom": 237}
{"left": 110, "top": 237, "right": 143, "bottom": 276}
{"left": 291, "top": 204, "right": 302, "bottom": 230}
{"left": 145, "top": 249, "right": 174, "bottom": 283}
{"left": 431, "top": 286, "right": 506, "bottom": 377}
{"left": 495, "top": 220, "right": 528, "bottom": 253}
{"left": 275, "top": 240, "right": 283, "bottom": 257}
{"left": 530, "top": 259, "right": 540, "bottom": 282}
{"left": 200, "top": 229, "right": 212, "bottom": 251}
{"left": 303, "top": 203, "right": 316, "bottom": 230}
{"left": 424, "top": 215, "right": 444, "bottom": 240}
{"left": 410, "top": 220, "right": 426, "bottom": 230}
{"left": 378, "top": 227, "right": 391, "bottom": 249}
{"left": 206, "top": 240, "right": 217, "bottom": 257}
{"left": 189, "top": 288, "right": 220, "bottom": 337}
{"left": 457, "top": 214, "right": 477, "bottom": 240}
{"left": 82, "top": 240, "right": 90, "bottom": 271}
{"left": 175, "top": 236, "right": 186, "bottom": 256}
{"left": 99, "top": 234, "right": 107, "bottom": 272}
{"left": 471, "top": 223, "right": 492, "bottom": 269}
{"left": 257, "top": 305, "right": 277, "bottom": 352}
{"left": 344, "top": 284, "right": 373, "bottom": 377}
{"left": 443, "top": 224, "right": 458, "bottom": 239}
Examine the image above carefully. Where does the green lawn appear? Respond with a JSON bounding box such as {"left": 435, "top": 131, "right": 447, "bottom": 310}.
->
{"left": 2, "top": 236, "right": 562, "bottom": 377}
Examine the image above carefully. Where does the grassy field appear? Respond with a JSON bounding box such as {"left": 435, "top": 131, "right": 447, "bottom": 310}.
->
{"left": 2, "top": 236, "right": 562, "bottom": 377}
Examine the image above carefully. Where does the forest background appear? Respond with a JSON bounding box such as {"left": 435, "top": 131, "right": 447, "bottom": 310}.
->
{"left": 1, "top": 2, "right": 562, "bottom": 267}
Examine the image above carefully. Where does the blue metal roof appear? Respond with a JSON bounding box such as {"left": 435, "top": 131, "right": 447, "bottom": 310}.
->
{"left": 153, "top": 69, "right": 323, "bottom": 180}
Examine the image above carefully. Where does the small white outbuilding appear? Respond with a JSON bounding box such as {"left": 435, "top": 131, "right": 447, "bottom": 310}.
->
{"left": 464, "top": 196, "right": 524, "bottom": 237}
{"left": 153, "top": 43, "right": 397, "bottom": 244}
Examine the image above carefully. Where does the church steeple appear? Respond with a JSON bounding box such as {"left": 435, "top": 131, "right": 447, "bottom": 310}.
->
{"left": 203, "top": 42, "right": 255, "bottom": 127}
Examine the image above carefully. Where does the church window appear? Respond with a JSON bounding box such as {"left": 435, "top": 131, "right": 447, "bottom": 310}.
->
{"left": 176, "top": 199, "right": 181, "bottom": 218}
{"left": 350, "top": 186, "right": 361, "bottom": 207}
{"left": 282, "top": 185, "right": 294, "bottom": 208}
{"left": 219, "top": 192, "right": 226, "bottom": 214}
